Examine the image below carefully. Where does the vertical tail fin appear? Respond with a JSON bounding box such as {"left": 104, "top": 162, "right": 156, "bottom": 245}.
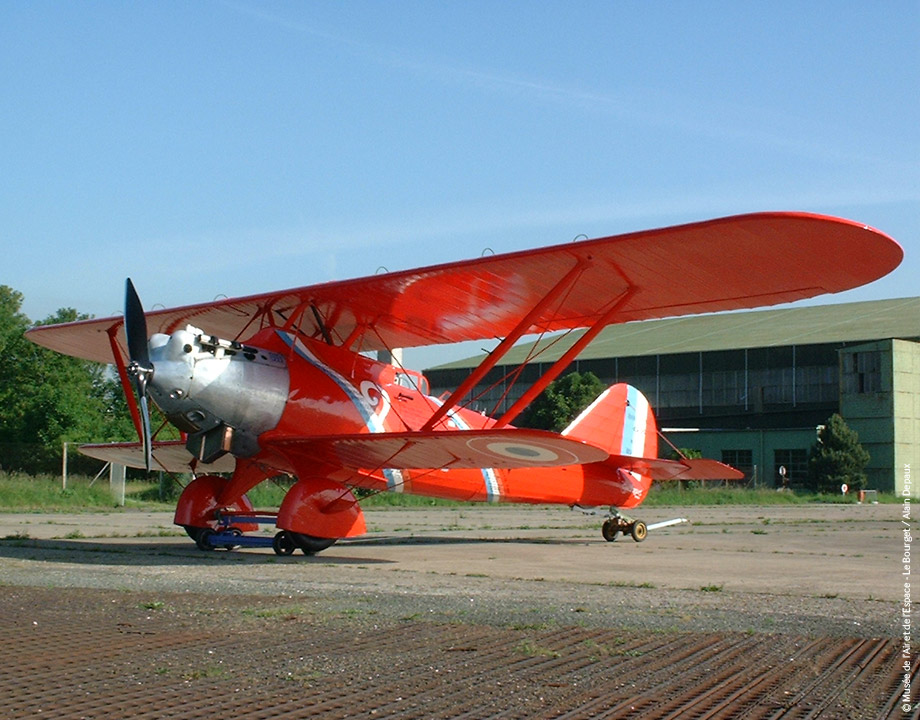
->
{"left": 562, "top": 383, "right": 658, "bottom": 459}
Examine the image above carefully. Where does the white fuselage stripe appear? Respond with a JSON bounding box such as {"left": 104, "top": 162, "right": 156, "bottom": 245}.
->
{"left": 278, "top": 332, "right": 405, "bottom": 491}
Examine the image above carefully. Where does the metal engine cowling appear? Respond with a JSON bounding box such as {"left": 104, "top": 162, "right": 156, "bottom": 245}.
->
{"left": 146, "top": 326, "right": 289, "bottom": 462}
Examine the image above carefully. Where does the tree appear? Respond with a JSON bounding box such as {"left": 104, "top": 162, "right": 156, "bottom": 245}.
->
{"left": 807, "top": 413, "right": 870, "bottom": 494}
{"left": 0, "top": 287, "right": 135, "bottom": 472}
{"left": 0, "top": 286, "right": 32, "bottom": 442}
{"left": 518, "top": 371, "right": 606, "bottom": 432}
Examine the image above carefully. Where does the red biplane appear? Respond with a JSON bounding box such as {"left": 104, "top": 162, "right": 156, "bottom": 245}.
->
{"left": 26, "top": 213, "right": 902, "bottom": 554}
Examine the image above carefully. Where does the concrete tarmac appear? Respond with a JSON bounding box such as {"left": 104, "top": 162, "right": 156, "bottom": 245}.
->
{"left": 0, "top": 501, "right": 904, "bottom": 602}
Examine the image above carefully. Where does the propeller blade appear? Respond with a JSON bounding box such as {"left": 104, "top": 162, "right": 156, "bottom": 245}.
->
{"left": 124, "top": 278, "right": 150, "bottom": 369}
{"left": 124, "top": 278, "right": 153, "bottom": 472}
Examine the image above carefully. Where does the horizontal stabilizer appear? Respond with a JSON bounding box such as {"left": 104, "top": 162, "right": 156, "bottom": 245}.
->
{"left": 79, "top": 441, "right": 236, "bottom": 474}
{"left": 608, "top": 454, "right": 744, "bottom": 481}
{"left": 272, "top": 429, "right": 609, "bottom": 471}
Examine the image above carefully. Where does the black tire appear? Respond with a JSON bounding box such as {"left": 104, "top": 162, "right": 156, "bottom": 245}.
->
{"left": 290, "top": 532, "right": 337, "bottom": 555}
{"left": 222, "top": 527, "right": 243, "bottom": 551}
{"left": 601, "top": 519, "right": 619, "bottom": 542}
{"left": 195, "top": 528, "right": 215, "bottom": 551}
{"left": 272, "top": 531, "right": 297, "bottom": 556}
{"left": 630, "top": 521, "right": 648, "bottom": 543}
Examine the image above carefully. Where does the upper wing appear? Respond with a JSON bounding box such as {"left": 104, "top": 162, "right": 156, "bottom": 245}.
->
{"left": 27, "top": 212, "right": 902, "bottom": 364}
{"left": 271, "top": 429, "right": 609, "bottom": 470}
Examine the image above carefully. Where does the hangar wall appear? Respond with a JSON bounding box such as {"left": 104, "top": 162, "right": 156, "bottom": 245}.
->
{"left": 892, "top": 340, "right": 920, "bottom": 496}
{"left": 835, "top": 339, "right": 920, "bottom": 496}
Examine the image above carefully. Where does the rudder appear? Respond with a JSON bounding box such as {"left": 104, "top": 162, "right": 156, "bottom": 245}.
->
{"left": 561, "top": 383, "right": 657, "bottom": 459}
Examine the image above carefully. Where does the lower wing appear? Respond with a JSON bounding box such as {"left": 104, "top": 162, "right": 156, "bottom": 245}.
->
{"left": 78, "top": 435, "right": 738, "bottom": 480}
{"left": 79, "top": 441, "right": 236, "bottom": 474}
{"left": 270, "top": 429, "right": 609, "bottom": 470}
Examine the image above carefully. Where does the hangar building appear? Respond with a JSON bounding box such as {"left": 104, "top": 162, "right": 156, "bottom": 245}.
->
{"left": 425, "top": 297, "right": 920, "bottom": 497}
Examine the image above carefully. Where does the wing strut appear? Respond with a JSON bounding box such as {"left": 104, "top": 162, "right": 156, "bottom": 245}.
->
{"left": 107, "top": 324, "right": 144, "bottom": 442}
{"left": 311, "top": 304, "right": 334, "bottom": 345}
{"left": 492, "top": 285, "right": 637, "bottom": 428}
{"left": 421, "top": 257, "right": 591, "bottom": 431}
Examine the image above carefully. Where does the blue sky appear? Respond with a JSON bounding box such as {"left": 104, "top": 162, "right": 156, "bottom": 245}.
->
{"left": 3, "top": 1, "right": 918, "bottom": 369}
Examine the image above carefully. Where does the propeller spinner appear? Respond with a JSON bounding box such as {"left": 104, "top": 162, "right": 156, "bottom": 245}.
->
{"left": 124, "top": 278, "right": 154, "bottom": 472}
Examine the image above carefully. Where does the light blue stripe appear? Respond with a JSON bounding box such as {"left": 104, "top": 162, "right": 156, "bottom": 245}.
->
{"left": 620, "top": 384, "right": 639, "bottom": 456}
{"left": 429, "top": 397, "right": 500, "bottom": 502}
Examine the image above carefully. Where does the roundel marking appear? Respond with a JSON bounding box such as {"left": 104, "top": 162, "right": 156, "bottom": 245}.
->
{"left": 493, "top": 444, "right": 543, "bottom": 459}
{"left": 465, "top": 437, "right": 579, "bottom": 466}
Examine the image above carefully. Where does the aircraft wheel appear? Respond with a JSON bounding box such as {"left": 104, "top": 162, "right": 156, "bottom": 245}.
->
{"left": 630, "top": 521, "right": 648, "bottom": 543}
{"left": 195, "top": 528, "right": 216, "bottom": 551}
{"left": 222, "top": 527, "right": 243, "bottom": 551}
{"left": 183, "top": 525, "right": 202, "bottom": 543}
{"left": 290, "top": 532, "right": 337, "bottom": 555}
{"left": 272, "top": 531, "right": 297, "bottom": 556}
{"left": 601, "top": 519, "right": 620, "bottom": 542}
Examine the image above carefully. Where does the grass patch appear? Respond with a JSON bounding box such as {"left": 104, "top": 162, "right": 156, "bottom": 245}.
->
{"left": 241, "top": 604, "right": 314, "bottom": 621}
{"left": 0, "top": 471, "right": 174, "bottom": 511}
{"left": 643, "top": 486, "right": 891, "bottom": 506}
{"left": 0, "top": 470, "right": 898, "bottom": 512}
{"left": 182, "top": 665, "right": 226, "bottom": 681}
{"left": 516, "top": 640, "right": 560, "bottom": 658}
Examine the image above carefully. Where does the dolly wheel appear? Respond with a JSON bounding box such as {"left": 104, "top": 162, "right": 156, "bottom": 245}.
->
{"left": 222, "top": 527, "right": 243, "bottom": 551}
{"left": 272, "top": 531, "right": 297, "bottom": 556}
{"left": 195, "top": 528, "right": 215, "bottom": 551}
{"left": 601, "top": 519, "right": 620, "bottom": 542}
{"left": 630, "top": 521, "right": 648, "bottom": 543}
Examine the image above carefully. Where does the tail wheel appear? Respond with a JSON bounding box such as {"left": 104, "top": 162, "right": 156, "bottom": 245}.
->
{"left": 630, "top": 521, "right": 648, "bottom": 543}
{"left": 601, "top": 519, "right": 620, "bottom": 542}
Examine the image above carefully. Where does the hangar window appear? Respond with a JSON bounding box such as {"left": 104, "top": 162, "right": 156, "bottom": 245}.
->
{"left": 842, "top": 351, "right": 881, "bottom": 394}
{"left": 796, "top": 365, "right": 838, "bottom": 403}
{"left": 722, "top": 449, "right": 752, "bottom": 469}
{"left": 774, "top": 448, "right": 808, "bottom": 487}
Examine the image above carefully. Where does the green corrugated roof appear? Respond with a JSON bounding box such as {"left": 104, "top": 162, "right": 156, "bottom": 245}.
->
{"left": 432, "top": 296, "right": 920, "bottom": 369}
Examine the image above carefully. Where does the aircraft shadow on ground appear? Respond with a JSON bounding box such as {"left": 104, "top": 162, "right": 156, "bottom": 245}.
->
{"left": 0, "top": 534, "right": 592, "bottom": 567}
{"left": 0, "top": 537, "right": 393, "bottom": 567}
{"left": 348, "top": 535, "right": 590, "bottom": 547}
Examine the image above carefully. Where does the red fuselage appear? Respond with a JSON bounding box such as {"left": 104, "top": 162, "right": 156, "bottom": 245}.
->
{"left": 248, "top": 328, "right": 649, "bottom": 509}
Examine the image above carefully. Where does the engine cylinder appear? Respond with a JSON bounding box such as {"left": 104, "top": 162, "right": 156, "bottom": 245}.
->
{"left": 147, "top": 327, "right": 290, "bottom": 457}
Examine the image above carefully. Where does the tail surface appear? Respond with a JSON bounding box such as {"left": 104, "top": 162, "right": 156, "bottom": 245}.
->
{"left": 562, "top": 383, "right": 657, "bottom": 459}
